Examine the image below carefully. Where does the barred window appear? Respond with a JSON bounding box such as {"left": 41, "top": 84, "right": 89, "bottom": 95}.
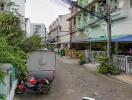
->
{"left": 130, "top": 0, "right": 132, "bottom": 6}
{"left": 0, "top": 4, "right": 4, "bottom": 11}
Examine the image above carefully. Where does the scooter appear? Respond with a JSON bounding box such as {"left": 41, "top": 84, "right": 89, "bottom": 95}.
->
{"left": 15, "top": 76, "right": 50, "bottom": 94}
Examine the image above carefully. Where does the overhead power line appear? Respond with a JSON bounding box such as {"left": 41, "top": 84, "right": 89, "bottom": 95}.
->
{"left": 55, "top": 0, "right": 112, "bottom": 58}
{"left": 60, "top": 0, "right": 105, "bottom": 19}
{"left": 49, "top": 0, "right": 69, "bottom": 8}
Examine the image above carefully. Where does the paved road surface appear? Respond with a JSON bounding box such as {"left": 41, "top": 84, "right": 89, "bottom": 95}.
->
{"left": 15, "top": 57, "right": 132, "bottom": 100}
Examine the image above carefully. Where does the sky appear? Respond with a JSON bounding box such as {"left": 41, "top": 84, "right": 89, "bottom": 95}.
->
{"left": 25, "top": 0, "right": 70, "bottom": 29}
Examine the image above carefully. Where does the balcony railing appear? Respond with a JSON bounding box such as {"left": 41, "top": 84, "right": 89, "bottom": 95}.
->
{"left": 111, "top": 8, "right": 128, "bottom": 21}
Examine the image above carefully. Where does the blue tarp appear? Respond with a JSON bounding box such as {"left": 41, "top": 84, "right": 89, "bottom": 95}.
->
{"left": 63, "top": 35, "right": 132, "bottom": 44}
{"left": 113, "top": 35, "right": 132, "bottom": 42}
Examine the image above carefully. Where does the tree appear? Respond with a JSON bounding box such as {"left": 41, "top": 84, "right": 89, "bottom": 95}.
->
{"left": 0, "top": 37, "right": 27, "bottom": 83}
{"left": 0, "top": 12, "right": 26, "bottom": 46}
{"left": 21, "top": 35, "right": 43, "bottom": 52}
{"left": 0, "top": 12, "right": 27, "bottom": 85}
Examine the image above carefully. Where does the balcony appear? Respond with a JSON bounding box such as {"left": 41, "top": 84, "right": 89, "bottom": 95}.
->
{"left": 111, "top": 8, "right": 128, "bottom": 21}
{"left": 87, "top": 17, "right": 100, "bottom": 27}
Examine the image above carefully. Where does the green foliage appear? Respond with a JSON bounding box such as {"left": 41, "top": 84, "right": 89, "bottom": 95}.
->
{"left": 0, "top": 71, "right": 5, "bottom": 84}
{"left": 0, "top": 12, "right": 26, "bottom": 46}
{"left": 78, "top": 54, "right": 86, "bottom": 65}
{"left": 97, "top": 56, "right": 110, "bottom": 74}
{"left": 109, "top": 65, "right": 121, "bottom": 75}
{"left": 97, "top": 56, "right": 121, "bottom": 75}
{"left": 0, "top": 94, "right": 6, "bottom": 100}
{"left": 0, "top": 12, "right": 27, "bottom": 82}
{"left": 21, "top": 35, "right": 43, "bottom": 52}
{"left": 110, "top": 69, "right": 121, "bottom": 75}
{"left": 0, "top": 37, "right": 27, "bottom": 74}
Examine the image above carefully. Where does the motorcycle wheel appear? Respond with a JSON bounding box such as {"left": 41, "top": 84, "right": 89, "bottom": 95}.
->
{"left": 15, "top": 88, "right": 25, "bottom": 94}
{"left": 38, "top": 83, "right": 50, "bottom": 94}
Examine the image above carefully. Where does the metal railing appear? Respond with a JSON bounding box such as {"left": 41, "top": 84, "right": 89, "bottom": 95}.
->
{"left": 85, "top": 50, "right": 132, "bottom": 74}
{"left": 113, "top": 55, "right": 127, "bottom": 72}
{"left": 112, "top": 55, "right": 132, "bottom": 74}
{"left": 85, "top": 50, "right": 107, "bottom": 63}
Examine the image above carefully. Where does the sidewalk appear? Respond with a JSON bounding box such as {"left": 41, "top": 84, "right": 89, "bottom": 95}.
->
{"left": 114, "top": 74, "right": 132, "bottom": 85}
{"left": 58, "top": 56, "right": 132, "bottom": 86}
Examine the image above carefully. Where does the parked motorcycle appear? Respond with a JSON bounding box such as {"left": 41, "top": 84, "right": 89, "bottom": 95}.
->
{"left": 15, "top": 76, "right": 50, "bottom": 94}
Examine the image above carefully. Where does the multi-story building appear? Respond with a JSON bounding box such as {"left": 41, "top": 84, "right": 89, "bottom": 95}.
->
{"left": 74, "top": 0, "right": 132, "bottom": 52}
{"left": 48, "top": 13, "right": 70, "bottom": 49}
{"left": 48, "top": 20, "right": 59, "bottom": 43}
{"left": 0, "top": 0, "right": 26, "bottom": 31}
{"left": 30, "top": 23, "right": 46, "bottom": 38}
{"left": 67, "top": 1, "right": 78, "bottom": 42}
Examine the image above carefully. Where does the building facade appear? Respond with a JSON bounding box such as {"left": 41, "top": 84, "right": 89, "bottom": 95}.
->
{"left": 48, "top": 13, "right": 70, "bottom": 49}
{"left": 0, "top": 0, "right": 26, "bottom": 31}
{"left": 30, "top": 23, "right": 46, "bottom": 38}
{"left": 48, "top": 20, "right": 58, "bottom": 43}
{"left": 0, "top": 64, "right": 17, "bottom": 100}
{"left": 73, "top": 0, "right": 132, "bottom": 51}
{"left": 67, "top": 1, "right": 78, "bottom": 42}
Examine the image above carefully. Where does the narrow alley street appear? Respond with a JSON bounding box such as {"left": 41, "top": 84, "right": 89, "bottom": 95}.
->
{"left": 15, "top": 56, "right": 132, "bottom": 100}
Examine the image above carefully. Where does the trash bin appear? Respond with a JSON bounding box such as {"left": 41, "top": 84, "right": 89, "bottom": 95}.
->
{"left": 60, "top": 49, "right": 65, "bottom": 57}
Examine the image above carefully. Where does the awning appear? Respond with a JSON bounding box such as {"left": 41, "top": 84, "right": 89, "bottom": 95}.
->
{"left": 62, "top": 34, "right": 132, "bottom": 44}
{"left": 113, "top": 35, "right": 132, "bottom": 42}
{"left": 89, "top": 35, "right": 127, "bottom": 42}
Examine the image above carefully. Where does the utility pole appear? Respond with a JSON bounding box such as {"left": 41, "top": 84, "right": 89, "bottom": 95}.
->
{"left": 106, "top": 0, "right": 112, "bottom": 59}
{"left": 45, "top": 27, "right": 47, "bottom": 46}
{"left": 57, "top": 26, "right": 60, "bottom": 54}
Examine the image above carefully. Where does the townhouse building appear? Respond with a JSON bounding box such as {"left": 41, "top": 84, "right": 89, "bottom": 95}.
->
{"left": 48, "top": 20, "right": 59, "bottom": 43}
{"left": 48, "top": 13, "right": 70, "bottom": 49}
{"left": 74, "top": 0, "right": 132, "bottom": 53}
{"left": 67, "top": 1, "right": 78, "bottom": 43}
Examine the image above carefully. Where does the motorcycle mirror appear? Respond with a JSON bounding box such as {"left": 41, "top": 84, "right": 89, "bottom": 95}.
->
{"left": 82, "top": 97, "right": 95, "bottom": 100}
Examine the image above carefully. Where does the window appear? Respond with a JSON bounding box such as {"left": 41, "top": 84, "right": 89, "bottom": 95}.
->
{"left": 84, "top": 12, "right": 87, "bottom": 20}
{"left": 130, "top": 0, "right": 132, "bottom": 6}
{"left": 73, "top": 18, "right": 76, "bottom": 25}
{"left": 111, "top": 0, "right": 119, "bottom": 12}
{"left": 90, "top": 6, "right": 95, "bottom": 19}
{"left": 0, "top": 4, "right": 4, "bottom": 11}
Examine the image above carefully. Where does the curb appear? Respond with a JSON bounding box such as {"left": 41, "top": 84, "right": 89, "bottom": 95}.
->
{"left": 107, "top": 74, "right": 132, "bottom": 87}
{"left": 83, "top": 64, "right": 132, "bottom": 87}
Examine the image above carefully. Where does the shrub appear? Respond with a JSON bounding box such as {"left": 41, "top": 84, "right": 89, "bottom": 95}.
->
{"left": 0, "top": 94, "right": 6, "bottom": 100}
{"left": 109, "top": 66, "right": 121, "bottom": 75}
{"left": 78, "top": 54, "right": 86, "bottom": 65}
{"left": 110, "top": 69, "right": 121, "bottom": 75}
{"left": 97, "top": 56, "right": 110, "bottom": 74}
{"left": 97, "top": 56, "right": 121, "bottom": 75}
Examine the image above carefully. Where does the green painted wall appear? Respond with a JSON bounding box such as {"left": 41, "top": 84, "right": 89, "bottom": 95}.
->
{"left": 76, "top": 0, "right": 128, "bottom": 41}
{"left": 76, "top": 0, "right": 102, "bottom": 39}
{"left": 0, "top": 64, "right": 16, "bottom": 96}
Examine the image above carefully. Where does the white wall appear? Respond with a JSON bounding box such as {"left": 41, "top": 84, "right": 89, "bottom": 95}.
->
{"left": 10, "top": 0, "right": 26, "bottom": 31}
{"left": 58, "top": 14, "right": 70, "bottom": 44}
{"left": 59, "top": 32, "right": 70, "bottom": 43}
{"left": 26, "top": 18, "right": 31, "bottom": 36}
{"left": 31, "top": 23, "right": 46, "bottom": 37}
{"left": 111, "top": 7, "right": 132, "bottom": 36}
